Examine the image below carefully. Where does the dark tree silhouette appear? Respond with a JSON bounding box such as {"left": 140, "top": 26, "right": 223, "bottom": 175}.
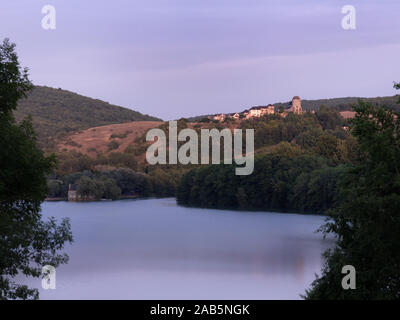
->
{"left": 0, "top": 39, "right": 72, "bottom": 300}
{"left": 306, "top": 96, "right": 400, "bottom": 299}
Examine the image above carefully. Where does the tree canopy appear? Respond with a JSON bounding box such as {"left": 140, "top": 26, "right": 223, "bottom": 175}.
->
{"left": 0, "top": 38, "right": 72, "bottom": 300}
{"left": 305, "top": 99, "right": 400, "bottom": 299}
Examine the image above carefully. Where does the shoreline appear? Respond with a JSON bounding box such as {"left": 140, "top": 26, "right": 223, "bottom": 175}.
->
{"left": 44, "top": 195, "right": 172, "bottom": 203}
{"left": 44, "top": 196, "right": 325, "bottom": 216}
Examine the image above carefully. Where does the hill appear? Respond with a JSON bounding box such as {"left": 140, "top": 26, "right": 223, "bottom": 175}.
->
{"left": 187, "top": 95, "right": 399, "bottom": 121}
{"left": 13, "top": 86, "right": 162, "bottom": 149}
{"left": 274, "top": 95, "right": 399, "bottom": 112}
{"left": 57, "top": 121, "right": 163, "bottom": 157}
{"left": 56, "top": 120, "right": 215, "bottom": 159}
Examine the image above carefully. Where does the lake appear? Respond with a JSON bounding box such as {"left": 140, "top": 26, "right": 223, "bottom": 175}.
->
{"left": 22, "top": 198, "right": 333, "bottom": 299}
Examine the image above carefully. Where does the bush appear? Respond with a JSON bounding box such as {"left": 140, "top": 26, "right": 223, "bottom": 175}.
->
{"left": 107, "top": 140, "right": 120, "bottom": 151}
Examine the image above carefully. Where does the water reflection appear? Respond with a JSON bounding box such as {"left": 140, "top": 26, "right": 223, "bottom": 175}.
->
{"left": 22, "top": 198, "right": 333, "bottom": 299}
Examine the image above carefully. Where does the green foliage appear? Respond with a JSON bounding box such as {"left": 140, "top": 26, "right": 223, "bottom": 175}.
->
{"left": 146, "top": 167, "right": 180, "bottom": 197}
{"left": 47, "top": 179, "right": 63, "bottom": 198}
{"left": 316, "top": 105, "right": 345, "bottom": 130}
{"left": 49, "top": 165, "right": 179, "bottom": 200}
{"left": 76, "top": 175, "right": 121, "bottom": 200}
{"left": 178, "top": 108, "right": 360, "bottom": 213}
{"left": 110, "top": 130, "right": 132, "bottom": 139}
{"left": 102, "top": 152, "right": 138, "bottom": 169}
{"left": 0, "top": 39, "right": 72, "bottom": 300}
{"left": 313, "top": 133, "right": 340, "bottom": 161}
{"left": 198, "top": 117, "right": 211, "bottom": 123}
{"left": 56, "top": 150, "right": 93, "bottom": 175}
{"left": 177, "top": 153, "right": 343, "bottom": 213}
{"left": 102, "top": 178, "right": 122, "bottom": 200}
{"left": 102, "top": 168, "right": 152, "bottom": 196}
{"left": 0, "top": 39, "right": 32, "bottom": 117}
{"left": 13, "top": 86, "right": 161, "bottom": 149}
{"left": 107, "top": 140, "right": 120, "bottom": 151}
{"left": 305, "top": 100, "right": 400, "bottom": 299}
{"left": 55, "top": 150, "right": 138, "bottom": 176}
{"left": 239, "top": 110, "right": 347, "bottom": 155}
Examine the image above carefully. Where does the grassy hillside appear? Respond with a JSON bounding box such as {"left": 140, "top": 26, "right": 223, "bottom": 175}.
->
{"left": 14, "top": 86, "right": 162, "bottom": 149}
{"left": 57, "top": 121, "right": 163, "bottom": 157}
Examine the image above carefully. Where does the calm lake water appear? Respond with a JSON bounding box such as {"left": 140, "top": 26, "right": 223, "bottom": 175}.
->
{"left": 22, "top": 198, "right": 333, "bottom": 299}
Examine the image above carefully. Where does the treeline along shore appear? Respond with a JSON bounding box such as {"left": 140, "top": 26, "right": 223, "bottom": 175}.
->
{"left": 47, "top": 102, "right": 358, "bottom": 213}
{"left": 37, "top": 83, "right": 400, "bottom": 217}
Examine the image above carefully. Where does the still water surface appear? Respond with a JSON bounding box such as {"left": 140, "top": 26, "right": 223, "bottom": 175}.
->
{"left": 27, "top": 198, "right": 333, "bottom": 299}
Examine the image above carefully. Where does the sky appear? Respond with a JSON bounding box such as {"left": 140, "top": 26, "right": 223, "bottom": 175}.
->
{"left": 1, "top": 0, "right": 400, "bottom": 120}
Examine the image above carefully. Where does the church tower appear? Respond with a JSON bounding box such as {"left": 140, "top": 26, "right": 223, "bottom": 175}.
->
{"left": 292, "top": 96, "right": 302, "bottom": 114}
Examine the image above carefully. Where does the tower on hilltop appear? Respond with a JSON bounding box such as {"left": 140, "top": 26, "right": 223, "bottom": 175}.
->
{"left": 291, "top": 96, "right": 302, "bottom": 114}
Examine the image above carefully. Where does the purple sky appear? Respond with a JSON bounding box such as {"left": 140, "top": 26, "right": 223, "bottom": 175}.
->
{"left": 1, "top": 0, "right": 400, "bottom": 120}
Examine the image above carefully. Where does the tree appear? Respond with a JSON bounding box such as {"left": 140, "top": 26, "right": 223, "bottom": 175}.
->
{"left": 305, "top": 99, "right": 400, "bottom": 299}
{"left": 0, "top": 38, "right": 72, "bottom": 299}
{"left": 47, "top": 179, "right": 62, "bottom": 198}
{"left": 76, "top": 176, "right": 98, "bottom": 200}
{"left": 102, "top": 178, "right": 121, "bottom": 200}
{"left": 316, "top": 105, "right": 344, "bottom": 130}
{"left": 314, "top": 133, "right": 339, "bottom": 162}
{"left": 236, "top": 187, "right": 248, "bottom": 208}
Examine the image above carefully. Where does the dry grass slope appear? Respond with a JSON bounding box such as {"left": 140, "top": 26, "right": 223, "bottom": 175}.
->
{"left": 58, "top": 121, "right": 163, "bottom": 156}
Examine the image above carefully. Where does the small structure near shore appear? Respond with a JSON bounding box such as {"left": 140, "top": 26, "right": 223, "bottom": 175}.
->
{"left": 68, "top": 184, "right": 78, "bottom": 201}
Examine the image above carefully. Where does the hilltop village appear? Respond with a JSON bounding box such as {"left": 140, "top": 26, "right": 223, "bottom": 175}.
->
{"left": 212, "top": 96, "right": 307, "bottom": 122}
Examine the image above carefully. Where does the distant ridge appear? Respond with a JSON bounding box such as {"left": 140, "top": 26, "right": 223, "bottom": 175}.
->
{"left": 14, "top": 86, "right": 162, "bottom": 149}
{"left": 187, "top": 95, "right": 399, "bottom": 121}
{"left": 274, "top": 95, "right": 399, "bottom": 112}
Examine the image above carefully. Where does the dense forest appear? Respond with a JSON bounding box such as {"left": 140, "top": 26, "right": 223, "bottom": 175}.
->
{"left": 306, "top": 98, "right": 400, "bottom": 299}
{"left": 177, "top": 106, "right": 360, "bottom": 213}
{"left": 176, "top": 95, "right": 400, "bottom": 298}
{"left": 48, "top": 166, "right": 180, "bottom": 200}
{"left": 13, "top": 86, "right": 161, "bottom": 148}
{"left": 49, "top": 106, "right": 358, "bottom": 205}
{"left": 21, "top": 86, "right": 396, "bottom": 205}
{"left": 177, "top": 154, "right": 346, "bottom": 213}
